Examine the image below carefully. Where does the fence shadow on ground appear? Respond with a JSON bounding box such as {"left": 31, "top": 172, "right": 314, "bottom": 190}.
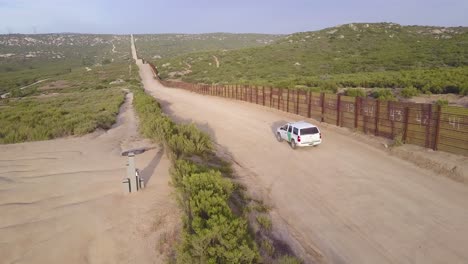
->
{"left": 140, "top": 148, "right": 164, "bottom": 185}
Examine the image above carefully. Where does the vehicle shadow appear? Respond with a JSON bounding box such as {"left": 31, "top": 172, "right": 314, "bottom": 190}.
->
{"left": 270, "top": 120, "right": 288, "bottom": 138}
{"left": 140, "top": 148, "right": 164, "bottom": 185}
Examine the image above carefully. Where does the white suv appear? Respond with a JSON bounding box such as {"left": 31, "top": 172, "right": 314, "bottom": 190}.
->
{"left": 276, "top": 121, "right": 322, "bottom": 149}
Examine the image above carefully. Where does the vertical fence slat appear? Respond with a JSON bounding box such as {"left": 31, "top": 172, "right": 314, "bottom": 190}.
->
{"left": 320, "top": 93, "right": 325, "bottom": 122}
{"left": 263, "top": 86, "right": 265, "bottom": 106}
{"left": 355, "top": 97, "right": 360, "bottom": 129}
{"left": 403, "top": 107, "right": 409, "bottom": 143}
{"left": 296, "top": 90, "right": 300, "bottom": 115}
{"left": 375, "top": 100, "right": 380, "bottom": 136}
{"left": 336, "top": 95, "right": 341, "bottom": 126}
{"left": 434, "top": 105, "right": 441, "bottom": 150}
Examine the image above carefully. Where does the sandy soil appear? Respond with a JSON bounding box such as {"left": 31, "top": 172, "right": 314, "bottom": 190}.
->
{"left": 0, "top": 92, "right": 180, "bottom": 263}
{"left": 134, "top": 40, "right": 468, "bottom": 262}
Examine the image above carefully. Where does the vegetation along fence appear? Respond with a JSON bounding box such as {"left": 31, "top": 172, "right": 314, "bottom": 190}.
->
{"left": 158, "top": 80, "right": 468, "bottom": 156}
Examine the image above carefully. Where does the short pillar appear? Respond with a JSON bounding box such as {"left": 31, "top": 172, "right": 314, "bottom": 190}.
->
{"left": 127, "top": 152, "right": 137, "bottom": 192}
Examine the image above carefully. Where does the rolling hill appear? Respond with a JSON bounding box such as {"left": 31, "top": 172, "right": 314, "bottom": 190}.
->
{"left": 0, "top": 34, "right": 131, "bottom": 94}
{"left": 154, "top": 23, "right": 468, "bottom": 95}
{"left": 134, "top": 33, "right": 283, "bottom": 59}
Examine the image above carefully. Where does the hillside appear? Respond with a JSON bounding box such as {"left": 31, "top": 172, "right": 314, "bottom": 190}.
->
{"left": 0, "top": 34, "right": 135, "bottom": 143}
{"left": 134, "top": 33, "right": 283, "bottom": 59}
{"left": 0, "top": 34, "right": 131, "bottom": 94}
{"left": 155, "top": 23, "right": 468, "bottom": 95}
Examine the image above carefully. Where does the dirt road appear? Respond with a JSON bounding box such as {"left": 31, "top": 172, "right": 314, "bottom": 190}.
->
{"left": 134, "top": 42, "right": 468, "bottom": 263}
{"left": 0, "top": 92, "right": 179, "bottom": 263}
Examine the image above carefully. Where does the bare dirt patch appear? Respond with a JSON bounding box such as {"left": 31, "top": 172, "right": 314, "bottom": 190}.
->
{"left": 0, "top": 92, "right": 180, "bottom": 263}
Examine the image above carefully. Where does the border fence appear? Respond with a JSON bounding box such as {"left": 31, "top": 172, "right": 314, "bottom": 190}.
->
{"left": 144, "top": 62, "right": 467, "bottom": 156}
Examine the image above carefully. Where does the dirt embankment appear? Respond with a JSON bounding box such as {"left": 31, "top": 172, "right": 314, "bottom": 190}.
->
{"left": 0, "top": 92, "right": 180, "bottom": 263}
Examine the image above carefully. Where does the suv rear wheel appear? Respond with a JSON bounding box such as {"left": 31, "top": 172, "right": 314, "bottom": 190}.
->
{"left": 290, "top": 140, "right": 296, "bottom": 149}
{"left": 276, "top": 132, "right": 283, "bottom": 142}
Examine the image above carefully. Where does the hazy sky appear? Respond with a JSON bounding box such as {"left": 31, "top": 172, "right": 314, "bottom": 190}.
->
{"left": 1, "top": 0, "right": 467, "bottom": 34}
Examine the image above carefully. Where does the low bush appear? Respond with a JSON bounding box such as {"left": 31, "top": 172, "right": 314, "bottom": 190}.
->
{"left": 256, "top": 215, "right": 272, "bottom": 232}
{"left": 400, "top": 86, "right": 420, "bottom": 98}
{"left": 345, "top": 88, "right": 366, "bottom": 97}
{"left": 0, "top": 89, "right": 125, "bottom": 144}
{"left": 371, "top": 88, "right": 396, "bottom": 101}
{"left": 435, "top": 99, "right": 449, "bottom": 106}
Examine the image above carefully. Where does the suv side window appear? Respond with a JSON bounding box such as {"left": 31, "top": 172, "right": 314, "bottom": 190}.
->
{"left": 293, "top": 127, "right": 298, "bottom": 135}
{"left": 287, "top": 125, "right": 292, "bottom": 133}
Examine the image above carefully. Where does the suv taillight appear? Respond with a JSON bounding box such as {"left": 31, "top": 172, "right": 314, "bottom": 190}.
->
{"left": 320, "top": 133, "right": 322, "bottom": 139}
{"left": 297, "top": 135, "right": 301, "bottom": 142}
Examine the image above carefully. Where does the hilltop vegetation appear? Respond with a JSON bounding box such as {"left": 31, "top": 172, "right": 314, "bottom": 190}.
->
{"left": 0, "top": 61, "right": 137, "bottom": 144}
{"left": 154, "top": 23, "right": 468, "bottom": 95}
{"left": 134, "top": 33, "right": 282, "bottom": 59}
{"left": 0, "top": 34, "right": 131, "bottom": 94}
{"left": 0, "top": 33, "right": 136, "bottom": 143}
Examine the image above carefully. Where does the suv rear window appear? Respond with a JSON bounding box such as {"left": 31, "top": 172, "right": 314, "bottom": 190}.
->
{"left": 293, "top": 127, "right": 298, "bottom": 135}
{"left": 300, "top": 127, "right": 319, "bottom": 135}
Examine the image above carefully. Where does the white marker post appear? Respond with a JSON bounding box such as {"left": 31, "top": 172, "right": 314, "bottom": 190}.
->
{"left": 121, "top": 147, "right": 150, "bottom": 194}
{"left": 127, "top": 152, "right": 137, "bottom": 192}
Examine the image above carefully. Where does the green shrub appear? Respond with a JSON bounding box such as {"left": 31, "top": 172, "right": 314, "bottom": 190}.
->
{"left": 261, "top": 239, "right": 275, "bottom": 256}
{"left": 277, "top": 255, "right": 302, "bottom": 264}
{"left": 401, "top": 86, "right": 420, "bottom": 98}
{"left": 435, "top": 99, "right": 449, "bottom": 106}
{"left": 321, "top": 81, "right": 338, "bottom": 93}
{"left": 0, "top": 89, "right": 125, "bottom": 144}
{"left": 256, "top": 215, "right": 272, "bottom": 231}
{"left": 345, "top": 88, "right": 366, "bottom": 97}
{"left": 371, "top": 88, "right": 396, "bottom": 101}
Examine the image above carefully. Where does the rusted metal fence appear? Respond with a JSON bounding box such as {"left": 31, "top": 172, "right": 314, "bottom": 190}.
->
{"left": 158, "top": 80, "right": 468, "bottom": 156}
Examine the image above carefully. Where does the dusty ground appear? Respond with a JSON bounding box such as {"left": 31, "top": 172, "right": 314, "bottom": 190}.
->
{"left": 405, "top": 93, "right": 468, "bottom": 107}
{"left": 135, "top": 37, "right": 468, "bottom": 263}
{"left": 0, "top": 92, "right": 180, "bottom": 263}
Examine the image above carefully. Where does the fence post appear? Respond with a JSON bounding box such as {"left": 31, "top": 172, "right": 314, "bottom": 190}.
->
{"left": 236, "top": 85, "right": 238, "bottom": 99}
{"left": 425, "top": 104, "right": 433, "bottom": 149}
{"left": 320, "top": 93, "right": 325, "bottom": 122}
{"left": 307, "top": 91, "right": 312, "bottom": 118}
{"left": 355, "top": 97, "right": 360, "bottom": 129}
{"left": 336, "top": 94, "right": 341, "bottom": 126}
{"left": 403, "top": 107, "right": 410, "bottom": 143}
{"left": 279, "top": 88, "right": 282, "bottom": 110}
{"left": 263, "top": 86, "right": 265, "bottom": 106}
{"left": 296, "top": 90, "right": 300, "bottom": 115}
{"left": 256, "top": 86, "right": 258, "bottom": 104}
{"left": 434, "top": 104, "right": 442, "bottom": 150}
{"left": 375, "top": 100, "right": 380, "bottom": 136}
{"left": 250, "top": 86, "right": 253, "bottom": 102}
{"left": 270, "top": 87, "right": 273, "bottom": 108}
{"left": 286, "top": 89, "right": 290, "bottom": 112}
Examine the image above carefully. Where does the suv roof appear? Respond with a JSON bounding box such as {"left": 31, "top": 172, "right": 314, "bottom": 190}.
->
{"left": 290, "top": 121, "right": 316, "bottom": 129}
